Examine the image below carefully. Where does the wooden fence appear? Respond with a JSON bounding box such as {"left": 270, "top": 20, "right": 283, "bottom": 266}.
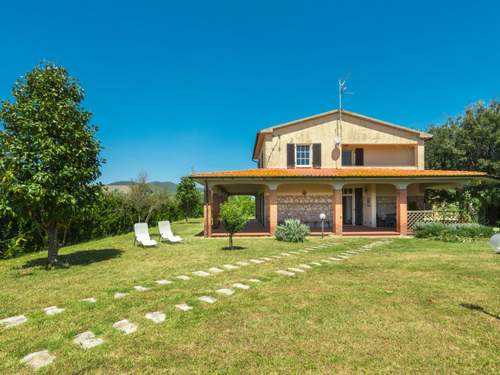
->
{"left": 407, "top": 210, "right": 468, "bottom": 230}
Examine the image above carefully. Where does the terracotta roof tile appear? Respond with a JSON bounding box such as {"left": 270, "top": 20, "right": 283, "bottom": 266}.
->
{"left": 192, "top": 168, "right": 486, "bottom": 179}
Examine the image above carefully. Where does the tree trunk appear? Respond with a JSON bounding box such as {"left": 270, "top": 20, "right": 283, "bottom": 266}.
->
{"left": 229, "top": 234, "right": 233, "bottom": 249}
{"left": 47, "top": 221, "right": 59, "bottom": 265}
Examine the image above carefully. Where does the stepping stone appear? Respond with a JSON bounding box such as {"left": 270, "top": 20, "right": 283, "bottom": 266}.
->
{"left": 236, "top": 261, "right": 250, "bottom": 266}
{"left": 156, "top": 279, "right": 172, "bottom": 285}
{"left": 328, "top": 257, "right": 342, "bottom": 261}
{"left": 114, "top": 292, "right": 128, "bottom": 299}
{"left": 175, "top": 303, "right": 193, "bottom": 312}
{"left": 0, "top": 315, "right": 27, "bottom": 328}
{"left": 276, "top": 270, "right": 295, "bottom": 276}
{"left": 133, "top": 285, "right": 150, "bottom": 292}
{"left": 216, "top": 288, "right": 235, "bottom": 296}
{"left": 320, "top": 259, "right": 332, "bottom": 263}
{"left": 73, "top": 331, "right": 104, "bottom": 349}
{"left": 192, "top": 271, "right": 210, "bottom": 277}
{"left": 198, "top": 296, "right": 217, "bottom": 304}
{"left": 249, "top": 259, "right": 264, "bottom": 264}
{"left": 208, "top": 267, "right": 224, "bottom": 273}
{"left": 261, "top": 257, "right": 273, "bottom": 261}
{"left": 81, "top": 297, "right": 97, "bottom": 303}
{"left": 145, "top": 311, "right": 166, "bottom": 324}
{"left": 222, "top": 264, "right": 239, "bottom": 270}
{"left": 232, "top": 283, "right": 250, "bottom": 290}
{"left": 176, "top": 275, "right": 190, "bottom": 281}
{"left": 289, "top": 251, "right": 301, "bottom": 255}
{"left": 20, "top": 350, "right": 55, "bottom": 370}
{"left": 298, "top": 264, "right": 312, "bottom": 269}
{"left": 310, "top": 262, "right": 322, "bottom": 266}
{"left": 247, "top": 278, "right": 261, "bottom": 283}
{"left": 280, "top": 252, "right": 292, "bottom": 256}
{"left": 43, "top": 306, "right": 65, "bottom": 316}
{"left": 113, "top": 319, "right": 137, "bottom": 334}
{"left": 288, "top": 267, "right": 305, "bottom": 273}
{"left": 270, "top": 255, "right": 282, "bottom": 259}
{"left": 338, "top": 255, "right": 350, "bottom": 259}
{"left": 297, "top": 250, "right": 308, "bottom": 253}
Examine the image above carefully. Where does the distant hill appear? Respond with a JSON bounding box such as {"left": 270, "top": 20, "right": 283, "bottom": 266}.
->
{"left": 106, "top": 180, "right": 178, "bottom": 194}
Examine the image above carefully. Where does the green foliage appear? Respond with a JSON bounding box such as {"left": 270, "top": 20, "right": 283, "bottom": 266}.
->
{"left": 176, "top": 176, "right": 201, "bottom": 222}
{"left": 227, "top": 195, "right": 255, "bottom": 218}
{"left": 220, "top": 199, "right": 249, "bottom": 249}
{"left": 415, "top": 222, "right": 494, "bottom": 242}
{"left": 425, "top": 100, "right": 500, "bottom": 225}
{"left": 0, "top": 62, "right": 103, "bottom": 264}
{"left": 275, "top": 219, "right": 310, "bottom": 242}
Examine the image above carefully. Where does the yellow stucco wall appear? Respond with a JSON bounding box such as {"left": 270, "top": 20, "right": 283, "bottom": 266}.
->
{"left": 262, "top": 112, "right": 425, "bottom": 169}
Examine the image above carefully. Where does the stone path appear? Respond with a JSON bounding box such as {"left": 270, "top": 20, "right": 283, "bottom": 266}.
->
{"left": 20, "top": 350, "right": 55, "bottom": 370}
{"left": 209, "top": 267, "right": 224, "bottom": 273}
{"left": 0, "top": 315, "right": 27, "bottom": 328}
{"left": 11, "top": 238, "right": 391, "bottom": 370}
{"left": 113, "top": 319, "right": 137, "bottom": 334}
{"left": 232, "top": 283, "right": 250, "bottom": 290}
{"left": 145, "top": 311, "right": 166, "bottom": 323}
{"left": 198, "top": 296, "right": 217, "bottom": 304}
{"left": 175, "top": 303, "right": 193, "bottom": 312}
{"left": 156, "top": 279, "right": 172, "bottom": 285}
{"left": 192, "top": 271, "right": 210, "bottom": 277}
{"left": 43, "top": 306, "right": 65, "bottom": 315}
{"left": 73, "top": 331, "right": 104, "bottom": 349}
{"left": 216, "top": 288, "right": 235, "bottom": 296}
{"left": 114, "top": 292, "right": 128, "bottom": 299}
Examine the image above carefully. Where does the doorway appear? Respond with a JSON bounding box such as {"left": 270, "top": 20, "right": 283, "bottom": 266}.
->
{"left": 354, "top": 188, "right": 363, "bottom": 225}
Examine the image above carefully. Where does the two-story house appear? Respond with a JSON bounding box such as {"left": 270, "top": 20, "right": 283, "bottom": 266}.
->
{"left": 191, "top": 109, "right": 485, "bottom": 236}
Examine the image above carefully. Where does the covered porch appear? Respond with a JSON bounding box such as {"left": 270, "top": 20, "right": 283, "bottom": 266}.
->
{"left": 193, "top": 169, "right": 483, "bottom": 237}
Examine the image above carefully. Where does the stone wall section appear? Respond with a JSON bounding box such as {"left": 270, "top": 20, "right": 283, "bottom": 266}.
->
{"left": 278, "top": 195, "right": 332, "bottom": 228}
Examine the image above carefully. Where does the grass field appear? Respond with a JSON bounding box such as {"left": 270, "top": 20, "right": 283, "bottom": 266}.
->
{"left": 1, "top": 220, "right": 499, "bottom": 374}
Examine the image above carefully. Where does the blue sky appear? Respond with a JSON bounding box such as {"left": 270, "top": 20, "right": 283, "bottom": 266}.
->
{"left": 0, "top": 1, "right": 499, "bottom": 183}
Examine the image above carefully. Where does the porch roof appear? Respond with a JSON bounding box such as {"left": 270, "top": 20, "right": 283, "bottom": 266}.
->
{"left": 192, "top": 168, "right": 487, "bottom": 180}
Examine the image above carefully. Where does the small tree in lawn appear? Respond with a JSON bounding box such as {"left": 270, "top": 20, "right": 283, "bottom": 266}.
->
{"left": 176, "top": 176, "right": 200, "bottom": 222}
{"left": 219, "top": 199, "right": 248, "bottom": 249}
{"left": 0, "top": 62, "right": 102, "bottom": 266}
{"left": 127, "top": 172, "right": 163, "bottom": 223}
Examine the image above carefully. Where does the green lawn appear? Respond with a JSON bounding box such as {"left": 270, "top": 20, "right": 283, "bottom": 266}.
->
{"left": 1, "top": 220, "right": 499, "bottom": 374}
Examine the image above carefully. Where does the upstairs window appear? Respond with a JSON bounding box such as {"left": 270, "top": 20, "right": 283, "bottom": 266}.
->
{"left": 342, "top": 150, "right": 353, "bottom": 166}
{"left": 295, "top": 144, "right": 311, "bottom": 167}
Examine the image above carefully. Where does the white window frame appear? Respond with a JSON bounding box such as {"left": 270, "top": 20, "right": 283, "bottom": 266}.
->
{"left": 295, "top": 144, "right": 312, "bottom": 167}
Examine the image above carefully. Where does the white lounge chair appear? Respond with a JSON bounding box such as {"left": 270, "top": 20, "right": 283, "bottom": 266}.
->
{"left": 158, "top": 221, "right": 182, "bottom": 243}
{"left": 134, "top": 223, "right": 158, "bottom": 247}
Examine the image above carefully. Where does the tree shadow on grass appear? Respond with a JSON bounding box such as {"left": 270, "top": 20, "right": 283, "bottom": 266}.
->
{"left": 222, "top": 246, "right": 247, "bottom": 251}
{"left": 460, "top": 303, "right": 500, "bottom": 320}
{"left": 22, "top": 248, "right": 124, "bottom": 269}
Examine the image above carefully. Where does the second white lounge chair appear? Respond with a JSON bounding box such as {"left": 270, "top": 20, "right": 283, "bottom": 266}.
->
{"left": 158, "top": 221, "right": 183, "bottom": 243}
{"left": 134, "top": 223, "right": 158, "bottom": 247}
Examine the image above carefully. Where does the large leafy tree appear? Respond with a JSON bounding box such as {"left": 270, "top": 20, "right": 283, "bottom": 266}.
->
{"left": 425, "top": 100, "right": 500, "bottom": 223}
{"left": 0, "top": 63, "right": 103, "bottom": 265}
{"left": 176, "top": 176, "right": 200, "bottom": 222}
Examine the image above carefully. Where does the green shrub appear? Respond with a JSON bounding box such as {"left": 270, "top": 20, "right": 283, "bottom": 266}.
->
{"left": 414, "top": 222, "right": 494, "bottom": 241}
{"left": 275, "top": 219, "right": 310, "bottom": 242}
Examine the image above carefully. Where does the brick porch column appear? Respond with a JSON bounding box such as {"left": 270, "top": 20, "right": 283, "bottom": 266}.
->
{"left": 268, "top": 187, "right": 278, "bottom": 235}
{"left": 396, "top": 184, "right": 408, "bottom": 235}
{"left": 332, "top": 183, "right": 344, "bottom": 235}
{"left": 203, "top": 185, "right": 212, "bottom": 237}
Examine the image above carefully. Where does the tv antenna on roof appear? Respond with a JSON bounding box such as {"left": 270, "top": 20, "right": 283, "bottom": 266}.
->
{"left": 336, "top": 74, "right": 353, "bottom": 145}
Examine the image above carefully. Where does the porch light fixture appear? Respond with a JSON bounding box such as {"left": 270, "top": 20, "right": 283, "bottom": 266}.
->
{"left": 319, "top": 213, "right": 327, "bottom": 238}
{"left": 489, "top": 233, "right": 500, "bottom": 254}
